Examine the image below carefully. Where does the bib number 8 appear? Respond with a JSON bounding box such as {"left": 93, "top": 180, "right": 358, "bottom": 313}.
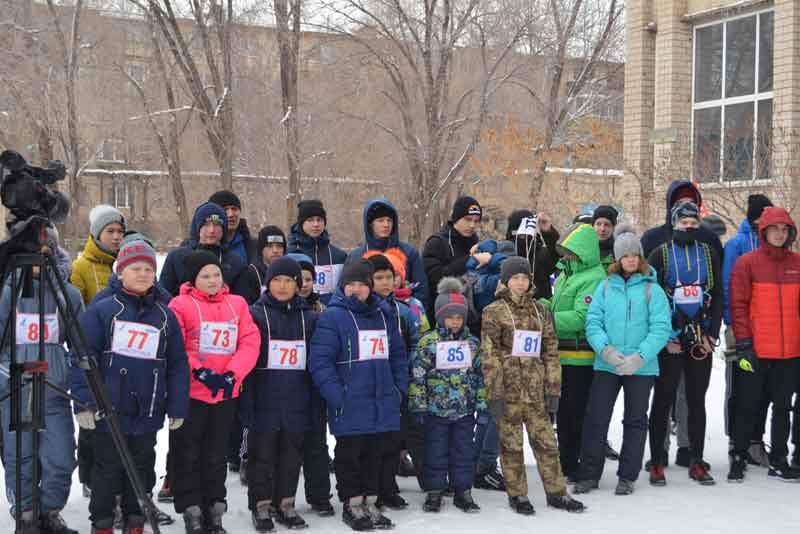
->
{"left": 27, "top": 323, "right": 48, "bottom": 342}
{"left": 317, "top": 272, "right": 327, "bottom": 286}
{"left": 523, "top": 336, "right": 539, "bottom": 353}
{"left": 280, "top": 347, "right": 299, "bottom": 366}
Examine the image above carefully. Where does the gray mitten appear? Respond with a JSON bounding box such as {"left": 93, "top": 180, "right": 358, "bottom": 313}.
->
{"left": 488, "top": 399, "right": 508, "bottom": 420}
{"left": 601, "top": 345, "right": 625, "bottom": 367}
{"left": 616, "top": 353, "right": 645, "bottom": 376}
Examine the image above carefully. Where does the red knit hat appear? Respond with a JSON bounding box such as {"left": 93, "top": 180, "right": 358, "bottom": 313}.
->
{"left": 116, "top": 240, "right": 157, "bottom": 274}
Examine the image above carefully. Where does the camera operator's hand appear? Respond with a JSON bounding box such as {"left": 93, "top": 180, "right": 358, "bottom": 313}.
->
{"left": 76, "top": 411, "right": 96, "bottom": 430}
{"left": 736, "top": 339, "right": 759, "bottom": 373}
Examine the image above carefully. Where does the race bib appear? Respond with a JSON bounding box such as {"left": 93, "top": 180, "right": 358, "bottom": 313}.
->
{"left": 111, "top": 321, "right": 161, "bottom": 360}
{"left": 435, "top": 341, "right": 472, "bottom": 370}
{"left": 314, "top": 264, "right": 343, "bottom": 295}
{"left": 358, "top": 330, "right": 389, "bottom": 361}
{"left": 268, "top": 340, "right": 307, "bottom": 370}
{"left": 16, "top": 314, "right": 59, "bottom": 345}
{"left": 674, "top": 285, "right": 702, "bottom": 306}
{"left": 199, "top": 322, "right": 238, "bottom": 355}
{"left": 511, "top": 330, "right": 542, "bottom": 358}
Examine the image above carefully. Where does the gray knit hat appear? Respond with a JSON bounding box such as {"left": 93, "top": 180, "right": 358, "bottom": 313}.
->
{"left": 500, "top": 256, "right": 532, "bottom": 284}
{"left": 613, "top": 222, "right": 643, "bottom": 260}
{"left": 89, "top": 204, "right": 125, "bottom": 241}
{"left": 434, "top": 277, "right": 468, "bottom": 324}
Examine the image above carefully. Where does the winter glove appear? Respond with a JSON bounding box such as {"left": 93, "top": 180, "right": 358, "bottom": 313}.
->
{"left": 220, "top": 372, "right": 237, "bottom": 400}
{"left": 76, "top": 411, "right": 96, "bottom": 430}
{"left": 616, "top": 353, "right": 645, "bottom": 376}
{"left": 488, "top": 399, "right": 507, "bottom": 420}
{"left": 169, "top": 418, "right": 184, "bottom": 430}
{"left": 545, "top": 395, "right": 560, "bottom": 415}
{"left": 601, "top": 345, "right": 625, "bottom": 367}
{"left": 194, "top": 368, "right": 235, "bottom": 399}
{"left": 736, "top": 339, "right": 759, "bottom": 373}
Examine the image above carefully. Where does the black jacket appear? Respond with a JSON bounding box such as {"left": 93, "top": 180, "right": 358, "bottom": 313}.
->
{"left": 422, "top": 222, "right": 479, "bottom": 313}
{"left": 500, "top": 227, "right": 561, "bottom": 300}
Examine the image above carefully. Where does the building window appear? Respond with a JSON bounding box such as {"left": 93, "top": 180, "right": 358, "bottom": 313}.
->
{"left": 99, "top": 139, "right": 126, "bottom": 163}
{"left": 112, "top": 180, "right": 130, "bottom": 209}
{"left": 692, "top": 10, "right": 773, "bottom": 182}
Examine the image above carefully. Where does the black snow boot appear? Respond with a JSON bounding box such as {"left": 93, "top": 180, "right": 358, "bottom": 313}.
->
{"left": 342, "top": 499, "right": 372, "bottom": 532}
{"left": 423, "top": 491, "right": 443, "bottom": 513}
{"left": 205, "top": 502, "right": 227, "bottom": 534}
{"left": 546, "top": 493, "right": 586, "bottom": 513}
{"left": 182, "top": 505, "right": 204, "bottom": 534}
{"left": 508, "top": 496, "right": 535, "bottom": 516}
{"left": 453, "top": 489, "right": 480, "bottom": 513}
{"left": 252, "top": 501, "right": 275, "bottom": 533}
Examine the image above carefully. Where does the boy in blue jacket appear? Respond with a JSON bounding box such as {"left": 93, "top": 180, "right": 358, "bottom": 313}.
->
{"left": 309, "top": 258, "right": 408, "bottom": 532}
{"left": 72, "top": 240, "right": 190, "bottom": 534}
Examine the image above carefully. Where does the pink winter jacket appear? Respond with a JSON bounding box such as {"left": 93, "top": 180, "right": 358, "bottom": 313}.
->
{"left": 169, "top": 283, "right": 260, "bottom": 404}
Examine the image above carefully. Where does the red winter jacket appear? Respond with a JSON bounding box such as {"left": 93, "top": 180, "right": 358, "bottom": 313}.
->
{"left": 729, "top": 207, "right": 800, "bottom": 359}
{"left": 169, "top": 283, "right": 261, "bottom": 403}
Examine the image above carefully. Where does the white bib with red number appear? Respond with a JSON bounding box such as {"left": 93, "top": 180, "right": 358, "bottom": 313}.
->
{"left": 435, "top": 341, "right": 472, "bottom": 370}
{"left": 674, "top": 285, "right": 702, "bottom": 306}
{"left": 111, "top": 321, "right": 161, "bottom": 360}
{"left": 511, "top": 330, "right": 542, "bottom": 358}
{"left": 16, "top": 314, "right": 59, "bottom": 345}
{"left": 267, "top": 340, "right": 307, "bottom": 370}
{"left": 314, "top": 264, "right": 343, "bottom": 295}
{"left": 358, "top": 330, "right": 389, "bottom": 361}
{"left": 199, "top": 322, "right": 238, "bottom": 355}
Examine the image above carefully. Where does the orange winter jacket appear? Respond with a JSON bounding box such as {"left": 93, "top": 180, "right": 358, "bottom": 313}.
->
{"left": 729, "top": 207, "right": 800, "bottom": 359}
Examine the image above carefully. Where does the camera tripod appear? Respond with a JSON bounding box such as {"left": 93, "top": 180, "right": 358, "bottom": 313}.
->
{"left": 0, "top": 251, "right": 162, "bottom": 534}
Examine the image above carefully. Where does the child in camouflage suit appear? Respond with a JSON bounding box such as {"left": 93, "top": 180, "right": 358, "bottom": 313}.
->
{"left": 409, "top": 278, "right": 486, "bottom": 514}
{"left": 481, "top": 257, "right": 585, "bottom": 515}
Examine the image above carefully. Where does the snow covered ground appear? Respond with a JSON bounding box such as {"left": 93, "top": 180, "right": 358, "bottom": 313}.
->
{"left": 1, "top": 256, "right": 798, "bottom": 532}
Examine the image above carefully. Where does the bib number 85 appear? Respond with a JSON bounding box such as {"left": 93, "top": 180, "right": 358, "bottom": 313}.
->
{"left": 447, "top": 346, "right": 465, "bottom": 362}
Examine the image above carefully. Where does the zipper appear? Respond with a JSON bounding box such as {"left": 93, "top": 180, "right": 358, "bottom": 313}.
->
{"left": 684, "top": 245, "right": 691, "bottom": 272}
{"left": 149, "top": 368, "right": 159, "bottom": 417}
{"left": 778, "top": 263, "right": 785, "bottom": 356}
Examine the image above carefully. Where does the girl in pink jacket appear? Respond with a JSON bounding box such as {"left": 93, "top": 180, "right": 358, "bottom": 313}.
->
{"left": 167, "top": 250, "right": 260, "bottom": 534}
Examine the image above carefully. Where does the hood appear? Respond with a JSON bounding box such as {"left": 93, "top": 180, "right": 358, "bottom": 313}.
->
{"left": 190, "top": 202, "right": 228, "bottom": 246}
{"left": 288, "top": 222, "right": 331, "bottom": 250}
{"left": 363, "top": 197, "right": 399, "bottom": 250}
{"left": 736, "top": 218, "right": 757, "bottom": 237}
{"left": 53, "top": 246, "right": 72, "bottom": 281}
{"left": 178, "top": 281, "right": 231, "bottom": 301}
{"left": 758, "top": 207, "right": 797, "bottom": 249}
{"left": 81, "top": 234, "right": 116, "bottom": 266}
{"left": 466, "top": 240, "right": 505, "bottom": 272}
{"left": 556, "top": 223, "right": 601, "bottom": 271}
{"left": 663, "top": 181, "right": 702, "bottom": 225}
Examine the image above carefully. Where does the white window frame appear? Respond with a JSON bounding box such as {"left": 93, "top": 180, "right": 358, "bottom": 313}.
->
{"left": 112, "top": 180, "right": 130, "bottom": 209}
{"left": 690, "top": 8, "right": 774, "bottom": 185}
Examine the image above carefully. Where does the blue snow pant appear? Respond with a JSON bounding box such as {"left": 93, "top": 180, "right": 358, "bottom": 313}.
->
{"left": 424, "top": 415, "right": 475, "bottom": 492}
{"left": 473, "top": 411, "right": 499, "bottom": 472}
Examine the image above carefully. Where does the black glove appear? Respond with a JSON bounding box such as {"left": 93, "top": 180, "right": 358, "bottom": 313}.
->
{"left": 220, "top": 372, "right": 237, "bottom": 400}
{"left": 193, "top": 368, "right": 236, "bottom": 399}
{"left": 736, "top": 339, "right": 758, "bottom": 373}
{"left": 488, "top": 399, "right": 507, "bottom": 420}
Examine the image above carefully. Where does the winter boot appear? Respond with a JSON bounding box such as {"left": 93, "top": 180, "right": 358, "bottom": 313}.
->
{"left": 648, "top": 463, "right": 666, "bottom": 486}
{"left": 91, "top": 518, "right": 115, "bottom": 534}
{"left": 16, "top": 510, "right": 39, "bottom": 534}
{"left": 423, "top": 491, "right": 443, "bottom": 513}
{"left": 342, "top": 498, "right": 372, "bottom": 532}
{"left": 604, "top": 440, "right": 620, "bottom": 461}
{"left": 364, "top": 496, "right": 394, "bottom": 529}
{"left": 182, "top": 505, "right": 205, "bottom": 534}
{"left": 572, "top": 479, "right": 599, "bottom": 494}
{"left": 474, "top": 464, "right": 506, "bottom": 491}
{"left": 675, "top": 447, "right": 692, "bottom": 468}
{"left": 158, "top": 477, "right": 173, "bottom": 503}
{"left": 276, "top": 498, "right": 308, "bottom": 530}
{"left": 689, "top": 460, "right": 716, "bottom": 485}
{"left": 376, "top": 493, "right": 408, "bottom": 510}
{"left": 728, "top": 454, "right": 747, "bottom": 483}
{"left": 252, "top": 501, "right": 275, "bottom": 533}
{"left": 309, "top": 497, "right": 335, "bottom": 517}
{"left": 239, "top": 458, "right": 249, "bottom": 486}
{"left": 453, "top": 489, "right": 480, "bottom": 513}
{"left": 546, "top": 493, "right": 585, "bottom": 513}
{"left": 40, "top": 510, "right": 78, "bottom": 534}
{"left": 508, "top": 496, "right": 535, "bottom": 516}
{"left": 206, "top": 502, "right": 228, "bottom": 534}
{"left": 767, "top": 460, "right": 800, "bottom": 482}
{"left": 151, "top": 502, "right": 175, "bottom": 526}
{"left": 614, "top": 479, "right": 635, "bottom": 496}
{"left": 122, "top": 514, "right": 145, "bottom": 534}
{"left": 747, "top": 441, "right": 770, "bottom": 467}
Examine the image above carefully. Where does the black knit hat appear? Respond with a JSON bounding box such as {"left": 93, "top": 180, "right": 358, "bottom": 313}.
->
{"left": 671, "top": 202, "right": 700, "bottom": 227}
{"left": 700, "top": 214, "right": 727, "bottom": 237}
{"left": 593, "top": 205, "right": 618, "bottom": 226}
{"left": 500, "top": 256, "right": 532, "bottom": 285}
{"left": 209, "top": 190, "right": 241, "bottom": 209}
{"left": 297, "top": 199, "right": 327, "bottom": 225}
{"left": 451, "top": 196, "right": 482, "bottom": 222}
{"left": 366, "top": 203, "right": 395, "bottom": 227}
{"left": 339, "top": 258, "right": 374, "bottom": 289}
{"left": 747, "top": 194, "right": 773, "bottom": 225}
{"left": 507, "top": 209, "right": 534, "bottom": 239}
{"left": 257, "top": 225, "right": 286, "bottom": 253}
{"left": 266, "top": 256, "right": 303, "bottom": 289}
{"left": 183, "top": 250, "right": 222, "bottom": 286}
{"left": 366, "top": 254, "right": 395, "bottom": 275}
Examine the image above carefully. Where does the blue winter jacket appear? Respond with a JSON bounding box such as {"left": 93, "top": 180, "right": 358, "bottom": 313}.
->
{"left": 464, "top": 240, "right": 507, "bottom": 313}
{"left": 287, "top": 224, "right": 349, "bottom": 306}
{"left": 160, "top": 202, "right": 260, "bottom": 303}
{"left": 241, "top": 293, "right": 319, "bottom": 433}
{"left": 349, "top": 198, "right": 430, "bottom": 303}
{"left": 93, "top": 273, "right": 173, "bottom": 306}
{"left": 308, "top": 289, "right": 408, "bottom": 437}
{"left": 585, "top": 267, "right": 672, "bottom": 377}
{"left": 722, "top": 219, "right": 759, "bottom": 325}
{"left": 72, "top": 286, "right": 190, "bottom": 435}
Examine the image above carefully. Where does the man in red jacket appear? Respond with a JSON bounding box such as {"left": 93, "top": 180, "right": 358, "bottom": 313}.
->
{"left": 728, "top": 206, "right": 800, "bottom": 482}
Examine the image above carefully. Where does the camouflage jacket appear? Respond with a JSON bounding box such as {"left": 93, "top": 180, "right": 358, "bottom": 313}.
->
{"left": 481, "top": 281, "right": 561, "bottom": 403}
{"left": 409, "top": 327, "right": 487, "bottom": 419}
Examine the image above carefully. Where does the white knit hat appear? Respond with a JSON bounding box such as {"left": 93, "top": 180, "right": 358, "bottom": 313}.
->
{"left": 89, "top": 205, "right": 125, "bottom": 240}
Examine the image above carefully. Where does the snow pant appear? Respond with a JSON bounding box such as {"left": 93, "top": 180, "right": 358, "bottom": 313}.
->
{"left": 498, "top": 402, "right": 566, "bottom": 498}
{"left": 473, "top": 411, "right": 499, "bottom": 473}
{"left": 577, "top": 372, "right": 654, "bottom": 483}
{"left": 89, "top": 431, "right": 156, "bottom": 524}
{"left": 247, "top": 429, "right": 304, "bottom": 510}
{"left": 674, "top": 374, "right": 690, "bottom": 449}
{"left": 378, "top": 431, "right": 402, "bottom": 499}
{"left": 303, "top": 417, "right": 331, "bottom": 505}
{"left": 732, "top": 358, "right": 799, "bottom": 462}
{"left": 400, "top": 403, "right": 425, "bottom": 490}
{"left": 171, "top": 398, "right": 237, "bottom": 513}
{"left": 557, "top": 365, "right": 593, "bottom": 478}
{"left": 649, "top": 350, "right": 712, "bottom": 464}
{"left": 333, "top": 434, "right": 382, "bottom": 502}
{"left": 78, "top": 428, "right": 94, "bottom": 486}
{"left": 724, "top": 329, "right": 771, "bottom": 443}
{"left": 423, "top": 415, "right": 475, "bottom": 492}
{"left": 1, "top": 399, "right": 76, "bottom": 515}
